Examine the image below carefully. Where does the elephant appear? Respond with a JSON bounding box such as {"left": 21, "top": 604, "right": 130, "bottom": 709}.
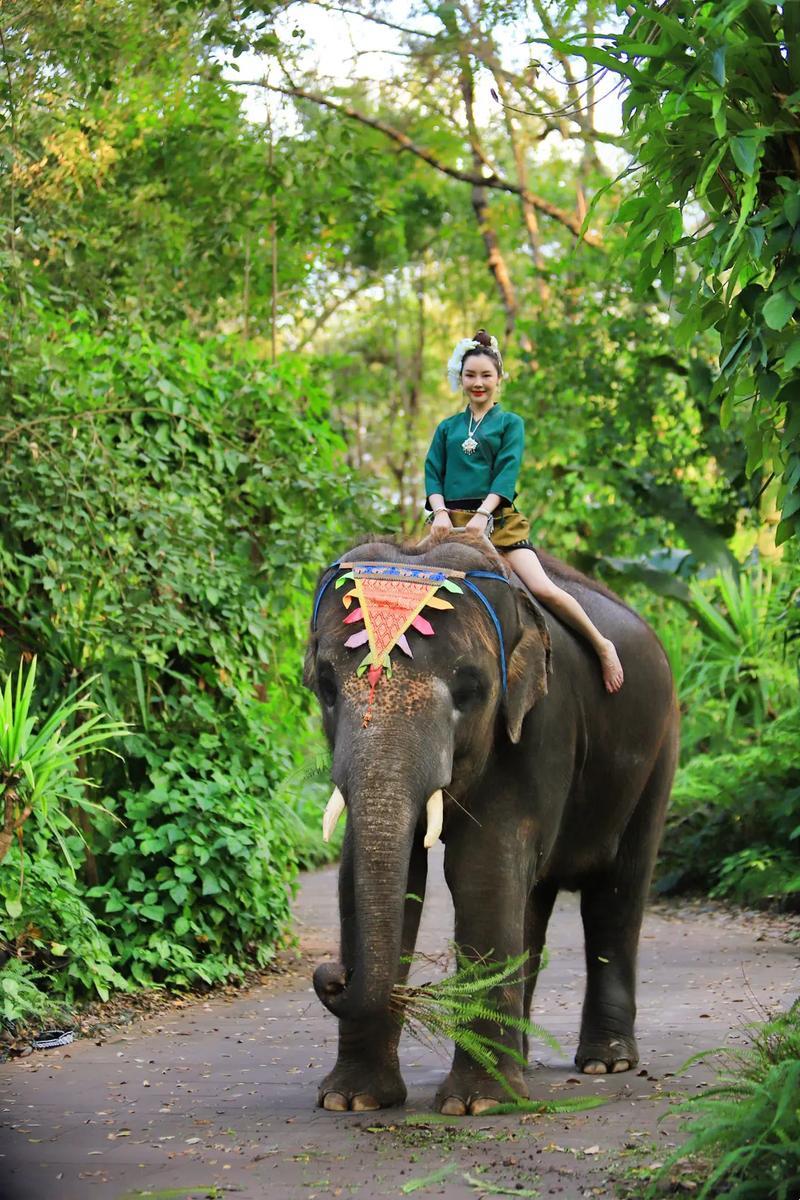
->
{"left": 304, "top": 529, "right": 679, "bottom": 1116}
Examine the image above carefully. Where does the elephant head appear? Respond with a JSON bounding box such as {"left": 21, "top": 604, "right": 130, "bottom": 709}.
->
{"left": 303, "top": 534, "right": 550, "bottom": 1021}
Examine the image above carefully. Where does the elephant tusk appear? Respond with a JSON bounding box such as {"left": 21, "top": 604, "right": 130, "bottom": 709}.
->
{"left": 322, "top": 787, "right": 346, "bottom": 843}
{"left": 423, "top": 789, "right": 444, "bottom": 849}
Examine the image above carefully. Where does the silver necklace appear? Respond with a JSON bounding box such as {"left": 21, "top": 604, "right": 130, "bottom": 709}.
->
{"left": 461, "top": 405, "right": 489, "bottom": 454}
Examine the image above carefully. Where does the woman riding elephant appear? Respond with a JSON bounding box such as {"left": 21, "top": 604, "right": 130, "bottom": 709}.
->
{"left": 424, "top": 328, "right": 624, "bottom": 693}
{"left": 305, "top": 531, "right": 678, "bottom": 1115}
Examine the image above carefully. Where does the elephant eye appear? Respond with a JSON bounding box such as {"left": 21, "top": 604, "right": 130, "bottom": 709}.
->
{"left": 317, "top": 663, "right": 338, "bottom": 708}
{"left": 450, "top": 665, "right": 486, "bottom": 712}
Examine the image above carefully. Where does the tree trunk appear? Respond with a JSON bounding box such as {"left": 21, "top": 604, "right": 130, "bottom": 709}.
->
{"left": 459, "top": 57, "right": 518, "bottom": 336}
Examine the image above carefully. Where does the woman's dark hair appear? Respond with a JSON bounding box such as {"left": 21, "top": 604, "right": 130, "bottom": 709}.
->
{"left": 461, "top": 328, "right": 502, "bottom": 376}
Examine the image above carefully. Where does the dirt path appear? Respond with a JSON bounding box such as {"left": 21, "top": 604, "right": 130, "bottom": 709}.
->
{"left": 1, "top": 848, "right": 797, "bottom": 1200}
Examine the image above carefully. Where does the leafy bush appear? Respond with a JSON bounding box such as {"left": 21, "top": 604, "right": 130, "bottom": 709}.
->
{"left": 0, "top": 304, "right": 381, "bottom": 1013}
{"left": 0, "top": 958, "right": 66, "bottom": 1028}
{"left": 683, "top": 568, "right": 795, "bottom": 735}
{"left": 657, "top": 707, "right": 800, "bottom": 904}
{"left": 0, "top": 848, "right": 125, "bottom": 1002}
{"left": 92, "top": 733, "right": 299, "bottom": 987}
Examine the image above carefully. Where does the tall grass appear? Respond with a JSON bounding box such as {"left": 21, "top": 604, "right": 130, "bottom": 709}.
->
{"left": 648, "top": 1000, "right": 800, "bottom": 1199}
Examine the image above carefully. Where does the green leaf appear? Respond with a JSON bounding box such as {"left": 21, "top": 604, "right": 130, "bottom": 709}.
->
{"left": 545, "top": 36, "right": 645, "bottom": 82}
{"left": 785, "top": 192, "right": 800, "bottom": 228}
{"left": 762, "top": 291, "right": 797, "bottom": 330}
{"left": 730, "top": 134, "right": 761, "bottom": 177}
{"left": 138, "top": 904, "right": 165, "bottom": 921}
{"left": 5, "top": 897, "right": 22, "bottom": 919}
{"left": 711, "top": 46, "right": 726, "bottom": 86}
{"left": 784, "top": 339, "right": 800, "bottom": 373}
{"left": 401, "top": 1164, "right": 458, "bottom": 1193}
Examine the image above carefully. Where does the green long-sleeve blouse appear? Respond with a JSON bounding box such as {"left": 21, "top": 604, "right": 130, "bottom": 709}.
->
{"left": 424, "top": 404, "right": 524, "bottom": 508}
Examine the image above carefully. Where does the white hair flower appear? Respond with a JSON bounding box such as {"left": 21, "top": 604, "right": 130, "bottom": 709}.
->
{"left": 446, "top": 338, "right": 479, "bottom": 393}
{"left": 445, "top": 335, "right": 504, "bottom": 393}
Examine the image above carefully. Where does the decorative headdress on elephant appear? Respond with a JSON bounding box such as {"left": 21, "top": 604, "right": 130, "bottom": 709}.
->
{"left": 310, "top": 554, "right": 551, "bottom": 741}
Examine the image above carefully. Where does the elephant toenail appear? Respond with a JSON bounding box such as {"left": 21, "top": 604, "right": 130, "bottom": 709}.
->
{"left": 469, "top": 1097, "right": 501, "bottom": 1116}
{"left": 440, "top": 1096, "right": 468, "bottom": 1116}
{"left": 582, "top": 1061, "right": 608, "bottom": 1074}
{"left": 611, "top": 1059, "right": 631, "bottom": 1073}
{"left": 351, "top": 1094, "right": 380, "bottom": 1112}
{"left": 322, "top": 1092, "right": 348, "bottom": 1111}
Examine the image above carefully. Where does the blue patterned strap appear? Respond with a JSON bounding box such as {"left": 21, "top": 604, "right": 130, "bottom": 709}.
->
{"left": 312, "top": 560, "right": 341, "bottom": 629}
{"left": 462, "top": 571, "right": 510, "bottom": 694}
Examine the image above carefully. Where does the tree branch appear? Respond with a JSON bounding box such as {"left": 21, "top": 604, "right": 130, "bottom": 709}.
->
{"left": 293, "top": 275, "right": 373, "bottom": 351}
{"left": 232, "top": 79, "right": 603, "bottom": 247}
{"left": 303, "top": 1, "right": 438, "bottom": 41}
{"left": 459, "top": 55, "right": 518, "bottom": 334}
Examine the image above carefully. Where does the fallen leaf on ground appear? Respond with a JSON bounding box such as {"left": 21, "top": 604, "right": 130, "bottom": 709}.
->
{"left": 401, "top": 1163, "right": 458, "bottom": 1193}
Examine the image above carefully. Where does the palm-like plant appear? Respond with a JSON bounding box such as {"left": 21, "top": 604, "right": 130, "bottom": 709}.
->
{"left": 685, "top": 568, "right": 793, "bottom": 733}
{"left": 648, "top": 1001, "right": 800, "bottom": 1200}
{"left": 392, "top": 951, "right": 557, "bottom": 1100}
{"left": 391, "top": 950, "right": 607, "bottom": 1114}
{"left": 0, "top": 657, "right": 127, "bottom": 868}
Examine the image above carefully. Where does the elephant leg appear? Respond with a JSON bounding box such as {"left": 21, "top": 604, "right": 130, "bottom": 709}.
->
{"left": 576, "top": 736, "right": 675, "bottom": 1075}
{"left": 576, "top": 870, "right": 642, "bottom": 1075}
{"left": 522, "top": 879, "right": 558, "bottom": 1062}
{"left": 436, "top": 831, "right": 529, "bottom": 1116}
{"left": 317, "top": 829, "right": 428, "bottom": 1112}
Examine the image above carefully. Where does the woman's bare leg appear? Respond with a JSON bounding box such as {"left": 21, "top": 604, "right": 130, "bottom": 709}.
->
{"left": 505, "top": 547, "right": 624, "bottom": 693}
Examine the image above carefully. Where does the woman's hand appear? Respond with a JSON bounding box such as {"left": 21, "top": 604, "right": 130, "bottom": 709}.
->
{"left": 465, "top": 512, "right": 491, "bottom": 538}
{"left": 431, "top": 509, "right": 453, "bottom": 530}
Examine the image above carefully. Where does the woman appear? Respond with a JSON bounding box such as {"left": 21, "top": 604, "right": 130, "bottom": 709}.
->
{"left": 424, "top": 329, "right": 624, "bottom": 693}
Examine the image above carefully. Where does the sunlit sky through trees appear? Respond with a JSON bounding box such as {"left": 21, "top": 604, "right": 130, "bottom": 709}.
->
{"left": 221, "top": 2, "right": 625, "bottom": 173}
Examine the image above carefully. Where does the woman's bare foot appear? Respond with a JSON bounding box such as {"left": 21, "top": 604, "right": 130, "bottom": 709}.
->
{"left": 598, "top": 639, "right": 624, "bottom": 693}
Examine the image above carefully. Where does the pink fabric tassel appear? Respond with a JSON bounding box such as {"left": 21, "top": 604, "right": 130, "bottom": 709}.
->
{"left": 343, "top": 607, "right": 363, "bottom": 624}
{"left": 396, "top": 633, "right": 413, "bottom": 657}
{"left": 411, "top": 614, "right": 435, "bottom": 636}
{"left": 344, "top": 629, "right": 369, "bottom": 648}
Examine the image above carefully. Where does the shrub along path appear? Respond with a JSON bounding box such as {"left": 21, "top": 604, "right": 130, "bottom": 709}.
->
{"left": 0, "top": 849, "right": 797, "bottom": 1200}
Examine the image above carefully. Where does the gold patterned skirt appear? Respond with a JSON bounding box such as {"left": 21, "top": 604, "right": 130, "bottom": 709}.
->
{"left": 447, "top": 504, "right": 533, "bottom": 552}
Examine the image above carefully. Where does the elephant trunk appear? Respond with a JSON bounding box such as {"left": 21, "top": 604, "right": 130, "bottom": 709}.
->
{"left": 315, "top": 785, "right": 422, "bottom": 1022}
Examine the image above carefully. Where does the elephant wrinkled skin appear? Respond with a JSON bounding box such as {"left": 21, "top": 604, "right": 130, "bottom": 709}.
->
{"left": 304, "top": 532, "right": 679, "bottom": 1115}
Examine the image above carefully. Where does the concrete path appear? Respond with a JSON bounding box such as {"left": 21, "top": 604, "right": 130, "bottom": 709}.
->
{"left": 0, "top": 848, "right": 797, "bottom": 1200}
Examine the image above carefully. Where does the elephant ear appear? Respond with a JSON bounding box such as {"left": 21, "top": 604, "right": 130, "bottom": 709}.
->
{"left": 303, "top": 635, "right": 318, "bottom": 691}
{"left": 504, "top": 590, "right": 551, "bottom": 744}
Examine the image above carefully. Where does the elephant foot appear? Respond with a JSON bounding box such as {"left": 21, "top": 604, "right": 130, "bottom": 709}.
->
{"left": 576, "top": 1033, "right": 638, "bottom": 1075}
{"left": 317, "top": 1062, "right": 407, "bottom": 1113}
{"left": 435, "top": 1068, "right": 528, "bottom": 1116}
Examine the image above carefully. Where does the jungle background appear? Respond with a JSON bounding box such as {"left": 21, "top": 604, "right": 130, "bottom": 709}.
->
{"left": 0, "top": 0, "right": 798, "bottom": 1034}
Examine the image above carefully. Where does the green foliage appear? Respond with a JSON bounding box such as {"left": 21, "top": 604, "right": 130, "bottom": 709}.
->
{"left": 646, "top": 1001, "right": 800, "bottom": 1200}
{"left": 91, "top": 736, "right": 299, "bottom": 987}
{"left": 0, "top": 957, "right": 65, "bottom": 1026}
{"left": 0, "top": 657, "right": 126, "bottom": 868}
{"left": 0, "top": 847, "right": 126, "bottom": 1001}
{"left": 657, "top": 706, "right": 800, "bottom": 903}
{"left": 0, "top": 304, "right": 373, "bottom": 1011}
{"left": 550, "top": 2, "right": 800, "bottom": 542}
{"left": 682, "top": 568, "right": 794, "bottom": 733}
{"left": 508, "top": 276, "right": 748, "bottom": 566}
{"left": 643, "top": 551, "right": 800, "bottom": 905}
